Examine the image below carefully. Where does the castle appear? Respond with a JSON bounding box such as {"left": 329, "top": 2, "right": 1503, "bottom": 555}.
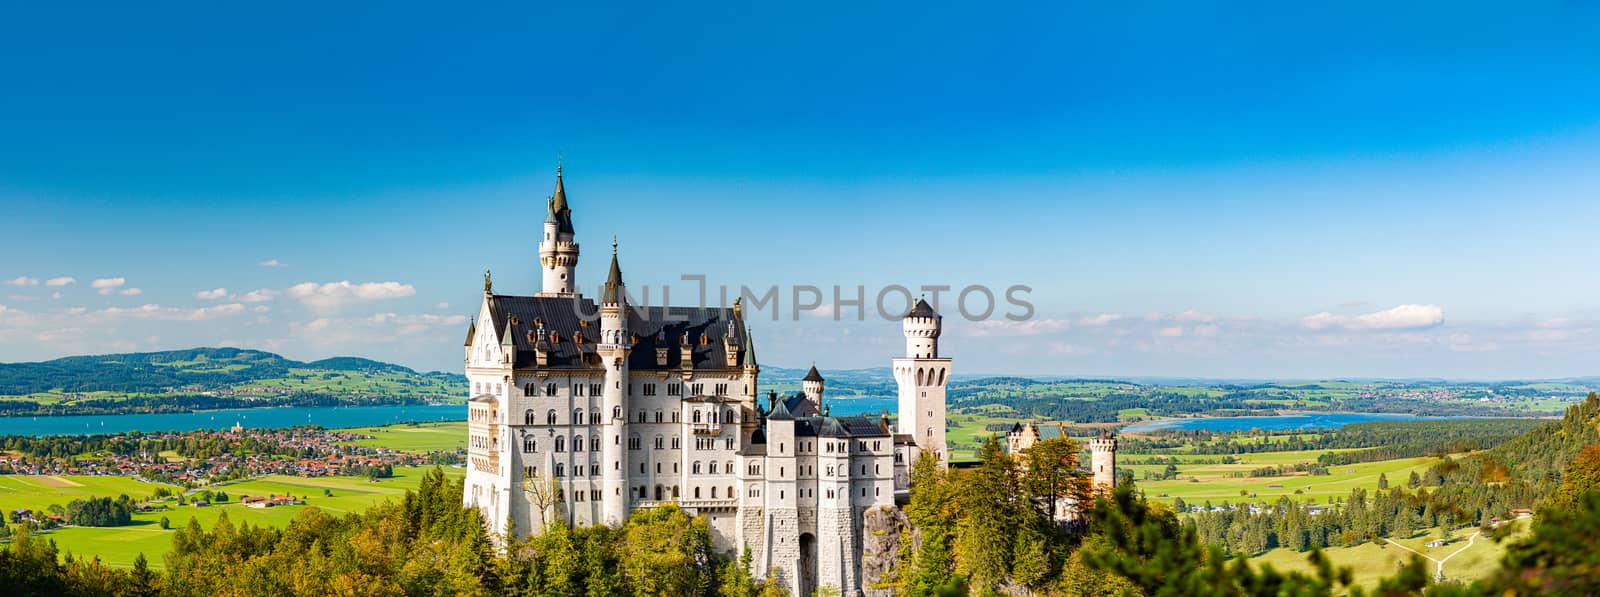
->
{"left": 462, "top": 166, "right": 949, "bottom": 596}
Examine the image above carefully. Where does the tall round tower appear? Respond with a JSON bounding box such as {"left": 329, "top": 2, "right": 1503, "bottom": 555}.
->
{"left": 1089, "top": 430, "right": 1117, "bottom": 493}
{"left": 893, "top": 298, "right": 951, "bottom": 467}
{"left": 597, "top": 243, "right": 630, "bottom": 524}
{"left": 538, "top": 164, "right": 580, "bottom": 296}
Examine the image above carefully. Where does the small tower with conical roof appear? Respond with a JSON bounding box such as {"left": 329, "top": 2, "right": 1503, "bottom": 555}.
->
{"left": 538, "top": 164, "right": 581, "bottom": 296}
{"left": 597, "top": 241, "right": 630, "bottom": 524}
{"left": 893, "top": 298, "right": 951, "bottom": 468}
{"left": 802, "top": 365, "right": 825, "bottom": 411}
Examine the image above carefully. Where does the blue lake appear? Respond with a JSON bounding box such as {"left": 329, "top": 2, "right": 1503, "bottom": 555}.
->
{"left": 1121, "top": 412, "right": 1462, "bottom": 433}
{"left": 0, "top": 404, "right": 467, "bottom": 437}
{"left": 0, "top": 397, "right": 902, "bottom": 437}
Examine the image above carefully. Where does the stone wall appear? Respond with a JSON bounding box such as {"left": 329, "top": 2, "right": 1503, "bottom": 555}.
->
{"left": 860, "top": 505, "right": 908, "bottom": 597}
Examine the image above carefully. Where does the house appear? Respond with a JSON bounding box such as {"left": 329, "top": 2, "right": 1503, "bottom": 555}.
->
{"left": 242, "top": 496, "right": 269, "bottom": 508}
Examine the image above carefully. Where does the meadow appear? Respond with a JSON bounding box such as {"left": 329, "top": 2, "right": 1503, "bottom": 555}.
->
{"left": 1251, "top": 523, "right": 1522, "bottom": 588}
{"left": 1129, "top": 451, "right": 1439, "bottom": 504}
{"left": 339, "top": 420, "right": 467, "bottom": 452}
{"left": 3, "top": 465, "right": 464, "bottom": 569}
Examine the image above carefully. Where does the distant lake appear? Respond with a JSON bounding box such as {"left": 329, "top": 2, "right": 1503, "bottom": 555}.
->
{"left": 1121, "top": 412, "right": 1463, "bottom": 434}
{"left": 0, "top": 397, "right": 903, "bottom": 437}
{"left": 0, "top": 404, "right": 466, "bottom": 437}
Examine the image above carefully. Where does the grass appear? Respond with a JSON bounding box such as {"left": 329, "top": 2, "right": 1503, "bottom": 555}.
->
{"left": 1250, "top": 523, "right": 1523, "bottom": 589}
{"left": 3, "top": 465, "right": 465, "bottom": 569}
{"left": 1132, "top": 451, "right": 1438, "bottom": 504}
{"left": 0, "top": 475, "right": 180, "bottom": 514}
{"left": 338, "top": 421, "right": 466, "bottom": 452}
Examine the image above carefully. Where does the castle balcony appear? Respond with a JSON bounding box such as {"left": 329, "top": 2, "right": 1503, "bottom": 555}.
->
{"left": 677, "top": 497, "right": 739, "bottom": 510}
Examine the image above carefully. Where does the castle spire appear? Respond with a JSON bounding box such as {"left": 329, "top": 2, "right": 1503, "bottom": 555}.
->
{"left": 603, "top": 240, "right": 625, "bottom": 305}
{"left": 545, "top": 163, "right": 574, "bottom": 234}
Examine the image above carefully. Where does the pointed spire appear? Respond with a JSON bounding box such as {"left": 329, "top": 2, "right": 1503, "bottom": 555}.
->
{"left": 500, "top": 320, "right": 516, "bottom": 347}
{"left": 463, "top": 317, "right": 476, "bottom": 347}
{"left": 545, "top": 162, "right": 575, "bottom": 234}
{"left": 803, "top": 364, "right": 824, "bottom": 382}
{"left": 741, "top": 324, "right": 758, "bottom": 369}
{"left": 603, "top": 240, "right": 625, "bottom": 305}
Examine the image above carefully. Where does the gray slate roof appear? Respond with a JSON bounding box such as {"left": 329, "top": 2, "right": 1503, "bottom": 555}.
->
{"left": 487, "top": 294, "right": 745, "bottom": 371}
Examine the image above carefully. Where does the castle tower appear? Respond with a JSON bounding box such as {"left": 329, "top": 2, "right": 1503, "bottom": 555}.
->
{"left": 538, "top": 164, "right": 580, "bottom": 296}
{"left": 893, "top": 298, "right": 951, "bottom": 467}
{"left": 597, "top": 243, "right": 630, "bottom": 524}
{"left": 1089, "top": 430, "right": 1117, "bottom": 493}
{"left": 801, "top": 365, "right": 824, "bottom": 411}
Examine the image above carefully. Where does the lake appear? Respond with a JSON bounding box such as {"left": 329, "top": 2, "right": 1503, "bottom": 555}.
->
{"left": 0, "top": 396, "right": 902, "bottom": 437}
{"left": 1120, "top": 412, "right": 1462, "bottom": 433}
{"left": 0, "top": 404, "right": 466, "bottom": 437}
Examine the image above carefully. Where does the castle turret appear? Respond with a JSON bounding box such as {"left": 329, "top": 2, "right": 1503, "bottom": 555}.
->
{"left": 802, "top": 365, "right": 824, "bottom": 411}
{"left": 597, "top": 243, "right": 630, "bottom": 523}
{"left": 538, "top": 164, "right": 580, "bottom": 296}
{"left": 893, "top": 298, "right": 951, "bottom": 467}
{"left": 1089, "top": 430, "right": 1117, "bottom": 493}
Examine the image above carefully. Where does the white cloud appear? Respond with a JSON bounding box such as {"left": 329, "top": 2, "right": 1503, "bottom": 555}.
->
{"left": 966, "top": 318, "right": 1073, "bottom": 336}
{"left": 195, "top": 288, "right": 229, "bottom": 300}
{"left": 238, "top": 289, "right": 280, "bottom": 303}
{"left": 93, "top": 303, "right": 247, "bottom": 322}
{"left": 252, "top": 305, "right": 271, "bottom": 313}
{"left": 1077, "top": 313, "right": 1122, "bottom": 327}
{"left": 1157, "top": 326, "right": 1185, "bottom": 337}
{"left": 259, "top": 259, "right": 287, "bottom": 268}
{"left": 435, "top": 302, "right": 450, "bottom": 310}
{"left": 50, "top": 292, "right": 61, "bottom": 300}
{"left": 6, "top": 276, "right": 39, "bottom": 287}
{"left": 36, "top": 328, "right": 83, "bottom": 342}
{"left": 91, "top": 277, "right": 127, "bottom": 295}
{"left": 1301, "top": 304, "right": 1444, "bottom": 331}
{"left": 286, "top": 281, "right": 416, "bottom": 308}
{"left": 45, "top": 276, "right": 75, "bottom": 287}
{"left": 119, "top": 288, "right": 143, "bottom": 296}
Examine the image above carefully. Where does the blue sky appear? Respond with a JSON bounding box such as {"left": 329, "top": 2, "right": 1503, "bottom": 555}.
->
{"left": 3, "top": 1, "right": 1600, "bottom": 378}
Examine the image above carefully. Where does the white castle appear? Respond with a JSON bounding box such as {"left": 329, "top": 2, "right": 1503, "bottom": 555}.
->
{"left": 462, "top": 166, "right": 949, "bottom": 596}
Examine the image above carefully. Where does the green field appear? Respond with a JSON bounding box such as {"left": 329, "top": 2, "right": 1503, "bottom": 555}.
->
{"left": 2, "top": 466, "right": 464, "bottom": 569}
{"left": 339, "top": 421, "right": 467, "bottom": 452}
{"left": 1251, "top": 524, "right": 1521, "bottom": 589}
{"left": 1133, "top": 451, "right": 1437, "bottom": 504}
{"left": 0, "top": 475, "right": 180, "bottom": 514}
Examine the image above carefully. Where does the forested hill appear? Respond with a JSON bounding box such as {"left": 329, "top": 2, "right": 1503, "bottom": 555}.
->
{"left": 1484, "top": 391, "right": 1600, "bottom": 486}
{"left": 0, "top": 348, "right": 464, "bottom": 415}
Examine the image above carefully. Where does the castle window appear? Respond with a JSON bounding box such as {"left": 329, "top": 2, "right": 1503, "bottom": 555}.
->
{"left": 524, "top": 409, "right": 535, "bottom": 425}
{"left": 656, "top": 462, "right": 662, "bottom": 473}
{"left": 591, "top": 436, "right": 600, "bottom": 451}
{"left": 725, "top": 438, "right": 734, "bottom": 450}
{"left": 639, "top": 462, "right": 646, "bottom": 474}
{"left": 722, "top": 409, "right": 733, "bottom": 424}
{"left": 524, "top": 437, "right": 537, "bottom": 453}
{"left": 693, "top": 461, "right": 702, "bottom": 474}
{"left": 545, "top": 383, "right": 557, "bottom": 396}
{"left": 637, "top": 411, "right": 647, "bottom": 423}
{"left": 694, "top": 487, "right": 701, "bottom": 499}
{"left": 574, "top": 384, "right": 585, "bottom": 397}
{"left": 672, "top": 411, "right": 679, "bottom": 423}
{"left": 547, "top": 409, "right": 558, "bottom": 425}
{"left": 673, "top": 486, "right": 680, "bottom": 498}
{"left": 711, "top": 487, "right": 718, "bottom": 498}
{"left": 643, "top": 383, "right": 657, "bottom": 396}
{"left": 692, "top": 411, "right": 701, "bottom": 423}
{"left": 573, "top": 408, "right": 583, "bottom": 424}
{"left": 690, "top": 383, "right": 704, "bottom": 395}
{"left": 554, "top": 463, "right": 565, "bottom": 477}
{"left": 574, "top": 435, "right": 584, "bottom": 452}
{"left": 628, "top": 434, "right": 640, "bottom": 450}
{"left": 667, "top": 383, "right": 681, "bottom": 396}
{"left": 555, "top": 436, "right": 565, "bottom": 452}
{"left": 709, "top": 461, "right": 719, "bottom": 474}
{"left": 714, "top": 383, "right": 727, "bottom": 396}
{"left": 654, "top": 410, "right": 663, "bottom": 423}
{"left": 524, "top": 384, "right": 535, "bottom": 397}
{"left": 654, "top": 435, "right": 664, "bottom": 449}
{"left": 612, "top": 406, "right": 621, "bottom": 420}
{"left": 655, "top": 485, "right": 664, "bottom": 500}
{"left": 672, "top": 436, "right": 681, "bottom": 450}
{"left": 590, "top": 383, "right": 603, "bottom": 396}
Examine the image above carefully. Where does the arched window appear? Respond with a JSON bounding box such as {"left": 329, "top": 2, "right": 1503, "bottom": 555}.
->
{"left": 523, "top": 436, "right": 537, "bottom": 453}
{"left": 574, "top": 435, "right": 585, "bottom": 452}
{"left": 554, "top": 436, "right": 565, "bottom": 452}
{"left": 591, "top": 436, "right": 600, "bottom": 451}
{"left": 547, "top": 409, "right": 557, "bottom": 425}
{"left": 728, "top": 486, "right": 734, "bottom": 499}
{"left": 726, "top": 460, "right": 733, "bottom": 473}
{"left": 694, "top": 487, "right": 702, "bottom": 499}
{"left": 524, "top": 409, "right": 535, "bottom": 425}
{"left": 692, "top": 410, "right": 701, "bottom": 423}
{"left": 709, "top": 461, "right": 719, "bottom": 474}
{"left": 613, "top": 406, "right": 621, "bottom": 420}
{"left": 574, "top": 408, "right": 584, "bottom": 424}
{"left": 692, "top": 461, "right": 702, "bottom": 474}
{"left": 654, "top": 485, "right": 663, "bottom": 500}
{"left": 711, "top": 487, "right": 718, "bottom": 499}
{"left": 654, "top": 435, "right": 664, "bottom": 449}
{"left": 722, "top": 409, "right": 733, "bottom": 423}
{"left": 673, "top": 485, "right": 680, "bottom": 498}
